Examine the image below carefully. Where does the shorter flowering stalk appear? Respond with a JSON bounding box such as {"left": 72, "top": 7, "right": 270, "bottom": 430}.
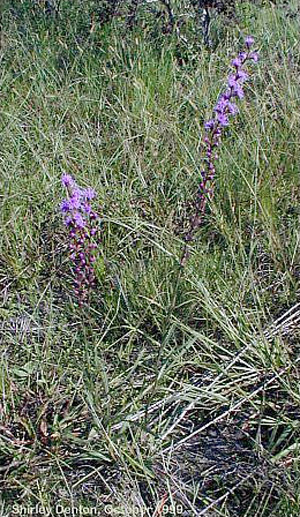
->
{"left": 181, "top": 36, "right": 259, "bottom": 265}
{"left": 60, "top": 174, "right": 100, "bottom": 305}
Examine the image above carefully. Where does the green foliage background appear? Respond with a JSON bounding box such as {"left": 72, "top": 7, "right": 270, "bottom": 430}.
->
{"left": 0, "top": 1, "right": 299, "bottom": 515}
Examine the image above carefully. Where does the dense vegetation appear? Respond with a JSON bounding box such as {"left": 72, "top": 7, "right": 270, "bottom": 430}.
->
{"left": 0, "top": 1, "right": 299, "bottom": 515}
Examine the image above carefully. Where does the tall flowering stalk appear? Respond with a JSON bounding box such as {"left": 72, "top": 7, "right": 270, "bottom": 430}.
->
{"left": 60, "top": 174, "right": 100, "bottom": 305}
{"left": 181, "top": 36, "right": 259, "bottom": 265}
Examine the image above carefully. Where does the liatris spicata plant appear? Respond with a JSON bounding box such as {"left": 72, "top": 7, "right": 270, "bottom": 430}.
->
{"left": 60, "top": 174, "right": 100, "bottom": 305}
{"left": 181, "top": 36, "right": 259, "bottom": 265}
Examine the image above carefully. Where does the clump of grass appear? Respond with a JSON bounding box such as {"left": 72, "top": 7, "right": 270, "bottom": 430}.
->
{"left": 0, "top": 1, "right": 299, "bottom": 515}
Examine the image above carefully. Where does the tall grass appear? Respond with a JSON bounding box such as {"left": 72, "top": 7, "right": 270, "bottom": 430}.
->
{"left": 0, "top": 1, "right": 299, "bottom": 515}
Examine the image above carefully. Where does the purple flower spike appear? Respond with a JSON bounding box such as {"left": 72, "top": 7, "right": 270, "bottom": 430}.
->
{"left": 60, "top": 175, "right": 100, "bottom": 305}
{"left": 181, "top": 38, "right": 259, "bottom": 266}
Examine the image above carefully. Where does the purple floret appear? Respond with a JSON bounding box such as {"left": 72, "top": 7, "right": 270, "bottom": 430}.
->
{"left": 204, "top": 119, "right": 215, "bottom": 130}
{"left": 249, "top": 52, "right": 259, "bottom": 63}
{"left": 245, "top": 36, "right": 254, "bottom": 47}
{"left": 228, "top": 74, "right": 238, "bottom": 88}
{"left": 83, "top": 202, "right": 92, "bottom": 214}
{"left": 232, "top": 57, "right": 242, "bottom": 68}
{"left": 68, "top": 190, "right": 82, "bottom": 210}
{"left": 227, "top": 102, "right": 238, "bottom": 115}
{"left": 214, "top": 97, "right": 228, "bottom": 113}
{"left": 83, "top": 188, "right": 96, "bottom": 201}
{"left": 61, "top": 174, "right": 75, "bottom": 188}
{"left": 236, "top": 69, "right": 249, "bottom": 82}
{"left": 61, "top": 199, "right": 70, "bottom": 212}
{"left": 239, "top": 52, "right": 247, "bottom": 62}
{"left": 217, "top": 113, "right": 229, "bottom": 127}
{"left": 232, "top": 83, "right": 244, "bottom": 99}
{"left": 73, "top": 212, "right": 85, "bottom": 228}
